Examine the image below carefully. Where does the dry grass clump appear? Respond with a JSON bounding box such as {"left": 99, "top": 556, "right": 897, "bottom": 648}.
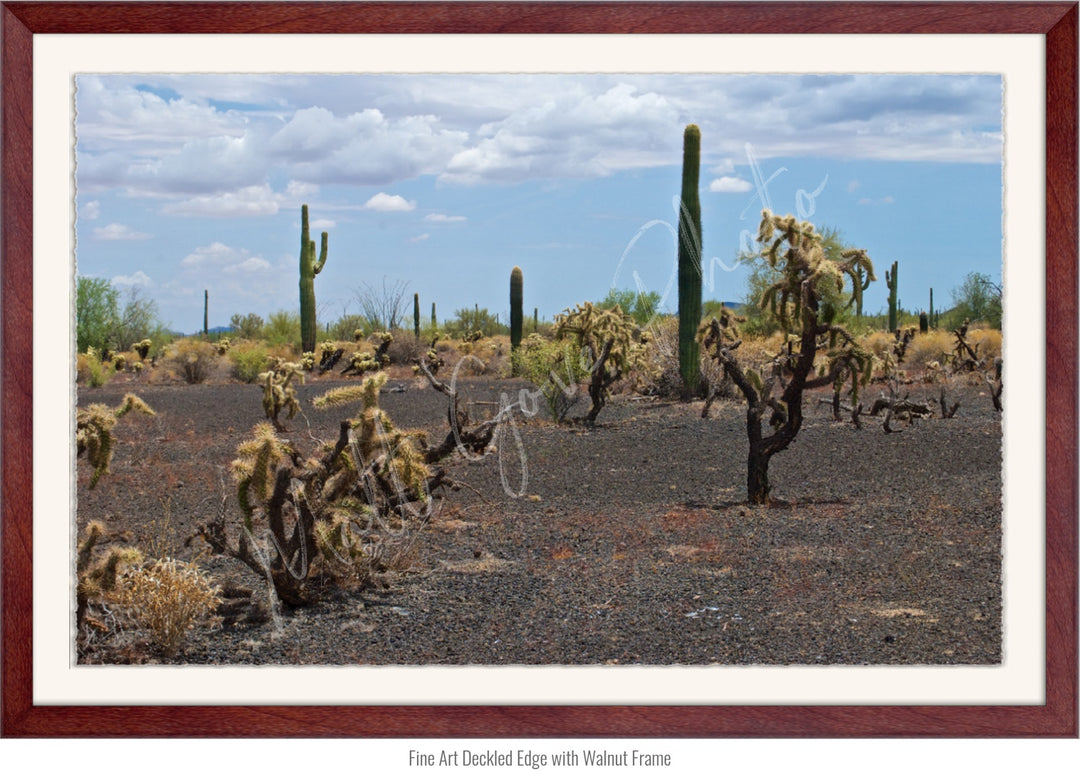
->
{"left": 117, "top": 558, "right": 221, "bottom": 657}
{"left": 904, "top": 331, "right": 954, "bottom": 369}
{"left": 968, "top": 328, "right": 1002, "bottom": 361}
{"left": 166, "top": 338, "right": 220, "bottom": 384}
{"left": 860, "top": 331, "right": 896, "bottom": 361}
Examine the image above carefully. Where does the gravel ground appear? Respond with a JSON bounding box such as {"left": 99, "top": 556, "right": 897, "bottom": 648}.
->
{"left": 76, "top": 373, "right": 1002, "bottom": 666}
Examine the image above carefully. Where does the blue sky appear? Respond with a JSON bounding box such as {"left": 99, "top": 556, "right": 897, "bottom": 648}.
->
{"left": 74, "top": 74, "right": 1003, "bottom": 334}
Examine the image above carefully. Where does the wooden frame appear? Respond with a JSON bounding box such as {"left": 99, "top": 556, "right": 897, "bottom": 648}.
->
{"left": 2, "top": 2, "right": 1076, "bottom": 737}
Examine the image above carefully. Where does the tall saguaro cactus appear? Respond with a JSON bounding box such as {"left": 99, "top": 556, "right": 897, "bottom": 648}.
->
{"left": 677, "top": 124, "right": 703, "bottom": 398}
{"left": 413, "top": 293, "right": 421, "bottom": 338}
{"left": 510, "top": 266, "right": 524, "bottom": 354}
{"left": 299, "top": 204, "right": 329, "bottom": 354}
{"left": 886, "top": 260, "right": 899, "bottom": 332}
{"left": 929, "top": 287, "right": 935, "bottom": 329}
{"left": 203, "top": 290, "right": 209, "bottom": 337}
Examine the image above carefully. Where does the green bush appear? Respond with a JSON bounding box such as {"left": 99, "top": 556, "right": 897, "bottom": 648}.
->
{"left": 263, "top": 310, "right": 302, "bottom": 349}
{"left": 511, "top": 334, "right": 582, "bottom": 422}
{"left": 228, "top": 341, "right": 270, "bottom": 383}
{"left": 77, "top": 347, "right": 115, "bottom": 387}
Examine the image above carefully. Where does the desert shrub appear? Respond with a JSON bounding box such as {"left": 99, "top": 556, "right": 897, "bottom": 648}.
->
{"left": 77, "top": 347, "right": 115, "bottom": 387}
{"left": 263, "top": 310, "right": 302, "bottom": 349}
{"left": 229, "top": 312, "right": 265, "bottom": 340}
{"left": 167, "top": 338, "right": 219, "bottom": 384}
{"left": 968, "top": 328, "right": 1002, "bottom": 361}
{"left": 228, "top": 340, "right": 270, "bottom": 383}
{"left": 386, "top": 332, "right": 425, "bottom": 366}
{"left": 904, "top": 331, "right": 954, "bottom": 370}
{"left": 859, "top": 331, "right": 895, "bottom": 361}
{"left": 512, "top": 333, "right": 583, "bottom": 421}
{"left": 116, "top": 558, "right": 221, "bottom": 657}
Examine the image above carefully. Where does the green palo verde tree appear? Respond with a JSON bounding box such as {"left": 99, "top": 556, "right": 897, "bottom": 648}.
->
{"left": 677, "top": 123, "right": 703, "bottom": 399}
{"left": 299, "top": 204, "right": 329, "bottom": 354}
{"left": 700, "top": 211, "right": 875, "bottom": 504}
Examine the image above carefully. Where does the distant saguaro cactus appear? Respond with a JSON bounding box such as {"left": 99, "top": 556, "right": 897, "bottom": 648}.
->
{"left": 413, "top": 292, "right": 421, "bottom": 338}
{"left": 298, "top": 204, "right": 329, "bottom": 354}
{"left": 203, "top": 290, "right": 209, "bottom": 337}
{"left": 431, "top": 302, "right": 437, "bottom": 329}
{"left": 510, "top": 266, "right": 524, "bottom": 354}
{"left": 886, "top": 260, "right": 899, "bottom": 332}
{"left": 677, "top": 124, "right": 703, "bottom": 399}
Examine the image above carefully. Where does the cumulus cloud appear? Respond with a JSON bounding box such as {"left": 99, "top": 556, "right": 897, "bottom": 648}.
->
{"left": 163, "top": 185, "right": 282, "bottom": 217}
{"left": 81, "top": 200, "right": 101, "bottom": 220}
{"left": 270, "top": 106, "right": 468, "bottom": 185}
{"left": 709, "top": 176, "right": 754, "bottom": 193}
{"left": 181, "top": 242, "right": 269, "bottom": 273}
{"left": 364, "top": 193, "right": 416, "bottom": 212}
{"left": 111, "top": 270, "right": 153, "bottom": 287}
{"left": 440, "top": 82, "right": 679, "bottom": 185}
{"left": 424, "top": 213, "right": 467, "bottom": 223}
{"left": 75, "top": 76, "right": 247, "bottom": 147}
{"left": 92, "top": 223, "right": 151, "bottom": 240}
{"left": 409, "top": 233, "right": 431, "bottom": 243}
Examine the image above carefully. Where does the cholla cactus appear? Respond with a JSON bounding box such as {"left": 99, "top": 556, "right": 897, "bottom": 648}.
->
{"left": 216, "top": 337, "right": 232, "bottom": 356}
{"left": 76, "top": 393, "right": 155, "bottom": 488}
{"left": 554, "top": 301, "right": 655, "bottom": 425}
{"left": 76, "top": 521, "right": 143, "bottom": 631}
{"left": 701, "top": 210, "right": 875, "bottom": 503}
{"left": 133, "top": 339, "right": 153, "bottom": 361}
{"left": 202, "top": 373, "right": 434, "bottom": 605}
{"left": 259, "top": 359, "right": 303, "bottom": 431}
{"left": 341, "top": 332, "right": 393, "bottom": 376}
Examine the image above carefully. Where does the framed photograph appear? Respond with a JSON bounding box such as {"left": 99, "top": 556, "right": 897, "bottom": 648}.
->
{"left": 2, "top": 2, "right": 1076, "bottom": 737}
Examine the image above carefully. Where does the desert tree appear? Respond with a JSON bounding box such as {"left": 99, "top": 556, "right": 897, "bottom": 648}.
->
{"left": 355, "top": 277, "right": 410, "bottom": 332}
{"left": 699, "top": 210, "right": 875, "bottom": 504}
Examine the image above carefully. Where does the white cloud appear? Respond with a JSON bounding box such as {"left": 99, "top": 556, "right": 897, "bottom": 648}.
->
{"left": 81, "top": 200, "right": 100, "bottom": 220}
{"left": 364, "top": 193, "right": 416, "bottom": 212}
{"left": 310, "top": 218, "right": 336, "bottom": 230}
{"left": 270, "top": 106, "right": 468, "bottom": 186}
{"left": 163, "top": 185, "right": 282, "bottom": 217}
{"left": 224, "top": 256, "right": 272, "bottom": 273}
{"left": 92, "top": 223, "right": 151, "bottom": 240}
{"left": 409, "top": 233, "right": 431, "bottom": 243}
{"left": 709, "top": 176, "right": 753, "bottom": 193}
{"left": 424, "top": 213, "right": 467, "bottom": 223}
{"left": 111, "top": 270, "right": 153, "bottom": 287}
{"left": 181, "top": 242, "right": 269, "bottom": 274}
{"left": 440, "top": 82, "right": 679, "bottom": 185}
{"left": 75, "top": 76, "right": 248, "bottom": 147}
{"left": 847, "top": 180, "right": 861, "bottom": 193}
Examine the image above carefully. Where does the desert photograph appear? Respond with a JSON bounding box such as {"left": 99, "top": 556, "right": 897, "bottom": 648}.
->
{"left": 72, "top": 73, "right": 1004, "bottom": 666}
